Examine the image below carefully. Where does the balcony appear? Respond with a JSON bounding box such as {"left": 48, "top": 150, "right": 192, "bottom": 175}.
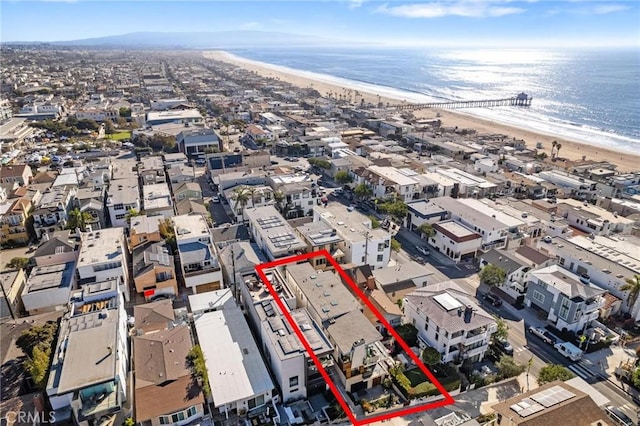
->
{"left": 464, "top": 333, "right": 486, "bottom": 346}
{"left": 73, "top": 382, "right": 121, "bottom": 422}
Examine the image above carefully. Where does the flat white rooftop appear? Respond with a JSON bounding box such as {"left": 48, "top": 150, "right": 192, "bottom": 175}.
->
{"left": 194, "top": 305, "right": 273, "bottom": 407}
{"left": 77, "top": 228, "right": 124, "bottom": 268}
{"left": 173, "top": 214, "right": 209, "bottom": 241}
{"left": 367, "top": 165, "right": 418, "bottom": 187}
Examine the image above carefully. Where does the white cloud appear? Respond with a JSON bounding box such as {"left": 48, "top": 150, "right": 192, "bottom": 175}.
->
{"left": 348, "top": 0, "right": 364, "bottom": 9}
{"left": 590, "top": 4, "right": 629, "bottom": 14}
{"left": 376, "top": 1, "right": 526, "bottom": 18}
{"left": 240, "top": 22, "right": 262, "bottom": 29}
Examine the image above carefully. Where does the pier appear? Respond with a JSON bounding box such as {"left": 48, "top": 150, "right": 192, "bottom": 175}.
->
{"left": 391, "top": 92, "right": 532, "bottom": 111}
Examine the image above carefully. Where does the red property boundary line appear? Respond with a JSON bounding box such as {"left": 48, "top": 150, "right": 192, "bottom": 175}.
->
{"left": 255, "top": 249, "right": 455, "bottom": 425}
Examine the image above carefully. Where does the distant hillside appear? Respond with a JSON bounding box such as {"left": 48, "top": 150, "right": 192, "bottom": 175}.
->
{"left": 42, "top": 31, "right": 350, "bottom": 48}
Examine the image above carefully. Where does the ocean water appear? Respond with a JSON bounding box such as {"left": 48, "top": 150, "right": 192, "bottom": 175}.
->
{"left": 228, "top": 47, "right": 640, "bottom": 155}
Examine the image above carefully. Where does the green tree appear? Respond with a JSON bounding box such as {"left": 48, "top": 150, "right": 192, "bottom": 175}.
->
{"left": 16, "top": 322, "right": 58, "bottom": 390}
{"left": 368, "top": 216, "right": 380, "bottom": 229}
{"left": 186, "top": 345, "right": 211, "bottom": 398}
{"left": 390, "top": 238, "right": 401, "bottom": 252}
{"left": 159, "top": 218, "right": 176, "bottom": 250}
{"left": 308, "top": 158, "right": 331, "bottom": 170}
{"left": 479, "top": 264, "right": 507, "bottom": 287}
{"left": 104, "top": 119, "right": 116, "bottom": 135}
{"left": 125, "top": 209, "right": 141, "bottom": 221}
{"left": 551, "top": 140, "right": 558, "bottom": 158}
{"left": 389, "top": 362, "right": 405, "bottom": 377}
{"left": 621, "top": 274, "right": 640, "bottom": 309}
{"left": 7, "top": 257, "right": 29, "bottom": 270}
{"left": 496, "top": 356, "right": 525, "bottom": 379}
{"left": 537, "top": 364, "right": 575, "bottom": 385}
{"left": 123, "top": 418, "right": 135, "bottom": 426}
{"left": 381, "top": 200, "right": 408, "bottom": 222}
{"left": 421, "top": 347, "right": 442, "bottom": 366}
{"left": 24, "top": 346, "right": 51, "bottom": 389}
{"left": 334, "top": 170, "right": 353, "bottom": 184}
{"left": 418, "top": 223, "right": 435, "bottom": 238}
{"left": 555, "top": 143, "right": 562, "bottom": 158}
{"left": 493, "top": 316, "right": 510, "bottom": 342}
{"left": 273, "top": 191, "right": 285, "bottom": 211}
{"left": 119, "top": 107, "right": 132, "bottom": 118}
{"left": 394, "top": 324, "right": 418, "bottom": 347}
{"left": 67, "top": 208, "right": 92, "bottom": 232}
{"left": 354, "top": 183, "right": 373, "bottom": 200}
{"left": 632, "top": 367, "right": 640, "bottom": 389}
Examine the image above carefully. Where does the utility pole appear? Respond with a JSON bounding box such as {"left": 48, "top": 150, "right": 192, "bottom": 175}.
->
{"left": 363, "top": 231, "right": 371, "bottom": 266}
{"left": 231, "top": 245, "right": 238, "bottom": 304}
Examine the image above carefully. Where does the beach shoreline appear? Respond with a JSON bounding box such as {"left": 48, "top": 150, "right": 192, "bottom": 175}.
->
{"left": 203, "top": 50, "right": 640, "bottom": 173}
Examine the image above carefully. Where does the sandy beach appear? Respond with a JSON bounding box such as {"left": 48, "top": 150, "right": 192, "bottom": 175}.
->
{"left": 204, "top": 51, "right": 639, "bottom": 173}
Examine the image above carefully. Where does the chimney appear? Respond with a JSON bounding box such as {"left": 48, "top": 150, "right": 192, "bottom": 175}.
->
{"left": 366, "top": 275, "right": 376, "bottom": 290}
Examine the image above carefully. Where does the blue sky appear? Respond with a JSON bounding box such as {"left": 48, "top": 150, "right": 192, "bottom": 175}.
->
{"left": 1, "top": 0, "right": 638, "bottom": 47}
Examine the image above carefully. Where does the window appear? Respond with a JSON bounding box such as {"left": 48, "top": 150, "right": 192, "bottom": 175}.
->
{"left": 115, "top": 214, "right": 125, "bottom": 220}
{"left": 247, "top": 394, "right": 265, "bottom": 410}
{"left": 113, "top": 203, "right": 124, "bottom": 211}
{"left": 532, "top": 290, "right": 545, "bottom": 304}
{"left": 187, "top": 406, "right": 197, "bottom": 417}
{"left": 289, "top": 376, "right": 299, "bottom": 388}
{"left": 559, "top": 298, "right": 571, "bottom": 320}
{"left": 159, "top": 416, "right": 170, "bottom": 424}
{"left": 435, "top": 333, "right": 439, "bottom": 341}
{"left": 378, "top": 243, "right": 384, "bottom": 251}
{"left": 377, "top": 254, "right": 383, "bottom": 262}
{"left": 424, "top": 322, "right": 429, "bottom": 331}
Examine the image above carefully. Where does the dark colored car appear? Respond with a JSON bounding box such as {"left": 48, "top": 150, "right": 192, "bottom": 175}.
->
{"left": 483, "top": 293, "right": 502, "bottom": 307}
{"left": 494, "top": 339, "right": 514, "bottom": 355}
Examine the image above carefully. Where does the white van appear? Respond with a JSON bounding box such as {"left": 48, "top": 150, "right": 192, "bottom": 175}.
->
{"left": 554, "top": 341, "right": 583, "bottom": 361}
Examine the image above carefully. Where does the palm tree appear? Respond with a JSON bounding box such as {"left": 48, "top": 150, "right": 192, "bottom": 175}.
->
{"left": 418, "top": 223, "right": 435, "bottom": 238}
{"left": 555, "top": 143, "right": 562, "bottom": 158}
{"left": 67, "top": 208, "right": 92, "bottom": 232}
{"left": 621, "top": 274, "right": 640, "bottom": 310}
{"left": 551, "top": 140, "right": 557, "bottom": 158}
{"left": 232, "top": 186, "right": 251, "bottom": 222}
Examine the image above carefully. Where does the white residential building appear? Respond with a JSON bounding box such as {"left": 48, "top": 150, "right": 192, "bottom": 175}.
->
{"left": 403, "top": 281, "right": 497, "bottom": 363}
{"left": 174, "top": 214, "right": 223, "bottom": 294}
{"left": 150, "top": 98, "right": 190, "bottom": 111}
{"left": 555, "top": 199, "right": 634, "bottom": 236}
{"left": 537, "top": 235, "right": 640, "bottom": 320}
{"left": 313, "top": 204, "right": 392, "bottom": 269}
{"left": 46, "top": 280, "right": 128, "bottom": 425}
{"left": 21, "top": 261, "right": 76, "bottom": 315}
{"left": 537, "top": 171, "right": 598, "bottom": 201}
{"left": 32, "top": 186, "right": 76, "bottom": 239}
{"left": 106, "top": 178, "right": 140, "bottom": 228}
{"left": 194, "top": 303, "right": 277, "bottom": 419}
{"left": 245, "top": 206, "right": 307, "bottom": 261}
{"left": 430, "top": 221, "right": 482, "bottom": 263}
{"left": 145, "top": 109, "right": 203, "bottom": 126}
{"left": 77, "top": 228, "right": 130, "bottom": 301}
{"left": 268, "top": 174, "right": 320, "bottom": 218}
{"left": 361, "top": 165, "right": 420, "bottom": 203}
{"left": 142, "top": 183, "right": 174, "bottom": 218}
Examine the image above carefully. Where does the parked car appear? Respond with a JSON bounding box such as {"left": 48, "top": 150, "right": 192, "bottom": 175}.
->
{"left": 412, "top": 256, "right": 426, "bottom": 265}
{"left": 604, "top": 405, "right": 635, "bottom": 426}
{"left": 528, "top": 326, "right": 556, "bottom": 344}
{"left": 416, "top": 246, "right": 430, "bottom": 256}
{"left": 211, "top": 195, "right": 220, "bottom": 203}
{"left": 494, "top": 339, "right": 514, "bottom": 355}
{"left": 482, "top": 293, "right": 502, "bottom": 307}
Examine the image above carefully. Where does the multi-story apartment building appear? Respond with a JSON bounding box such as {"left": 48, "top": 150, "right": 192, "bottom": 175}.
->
{"left": 176, "top": 128, "right": 221, "bottom": 158}
{"left": 127, "top": 215, "right": 162, "bottom": 252}
{"left": 0, "top": 164, "right": 33, "bottom": 186}
{"left": 537, "top": 235, "right": 640, "bottom": 320}
{"left": 106, "top": 178, "right": 140, "bottom": 228}
{"left": 245, "top": 206, "right": 307, "bottom": 261}
{"left": 32, "top": 186, "right": 76, "bottom": 239}
{"left": 267, "top": 174, "right": 320, "bottom": 219}
{"left": 313, "top": 204, "right": 391, "bottom": 270}
{"left": 295, "top": 221, "right": 345, "bottom": 269}
{"left": 77, "top": 228, "right": 130, "bottom": 301}
{"left": 138, "top": 156, "right": 166, "bottom": 186}
{"left": 142, "top": 183, "right": 173, "bottom": 218}
{"left": 21, "top": 261, "right": 76, "bottom": 315}
{"left": 403, "top": 281, "right": 497, "bottom": 363}
{"left": 0, "top": 197, "right": 31, "bottom": 244}
{"left": 46, "top": 279, "right": 128, "bottom": 425}
{"left": 525, "top": 265, "right": 606, "bottom": 333}
{"left": 431, "top": 221, "right": 482, "bottom": 263}
{"left": 132, "top": 242, "right": 178, "bottom": 301}
{"left": 555, "top": 199, "right": 634, "bottom": 236}
{"left": 537, "top": 170, "right": 598, "bottom": 201}
{"left": 174, "top": 214, "right": 223, "bottom": 294}
{"left": 224, "top": 185, "right": 275, "bottom": 223}
{"left": 355, "top": 165, "right": 419, "bottom": 203}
